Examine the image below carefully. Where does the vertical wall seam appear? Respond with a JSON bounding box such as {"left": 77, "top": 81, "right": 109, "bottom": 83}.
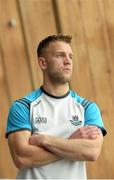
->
{"left": 17, "top": 0, "right": 35, "bottom": 90}
{"left": 77, "top": 0, "right": 96, "bottom": 100}
{"left": 0, "top": 40, "right": 11, "bottom": 104}
{"left": 52, "top": 0, "right": 62, "bottom": 34}
{"left": 97, "top": 0, "right": 114, "bottom": 102}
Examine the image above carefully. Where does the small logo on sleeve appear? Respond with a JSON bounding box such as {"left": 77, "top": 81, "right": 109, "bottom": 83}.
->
{"left": 70, "top": 115, "right": 82, "bottom": 126}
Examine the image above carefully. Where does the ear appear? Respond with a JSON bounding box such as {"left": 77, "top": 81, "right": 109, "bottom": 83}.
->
{"left": 38, "top": 57, "right": 47, "bottom": 70}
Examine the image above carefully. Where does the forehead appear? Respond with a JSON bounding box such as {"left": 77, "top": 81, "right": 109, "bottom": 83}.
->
{"left": 46, "top": 41, "right": 73, "bottom": 53}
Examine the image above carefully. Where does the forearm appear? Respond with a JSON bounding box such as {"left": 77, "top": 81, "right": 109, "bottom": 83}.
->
{"left": 8, "top": 132, "right": 60, "bottom": 169}
{"left": 41, "top": 134, "right": 103, "bottom": 161}
{"left": 17, "top": 145, "right": 60, "bottom": 168}
{"left": 25, "top": 134, "right": 61, "bottom": 167}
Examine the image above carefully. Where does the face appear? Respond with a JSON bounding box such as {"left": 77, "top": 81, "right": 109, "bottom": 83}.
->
{"left": 40, "top": 41, "right": 73, "bottom": 84}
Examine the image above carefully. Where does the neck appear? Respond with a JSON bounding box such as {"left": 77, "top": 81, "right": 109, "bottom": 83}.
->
{"left": 42, "top": 81, "right": 70, "bottom": 97}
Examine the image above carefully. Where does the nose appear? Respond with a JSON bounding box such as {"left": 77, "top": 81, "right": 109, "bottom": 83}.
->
{"left": 64, "top": 56, "right": 72, "bottom": 65}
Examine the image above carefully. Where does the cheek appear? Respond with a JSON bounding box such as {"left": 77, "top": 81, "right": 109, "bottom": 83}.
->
{"left": 48, "top": 61, "right": 61, "bottom": 71}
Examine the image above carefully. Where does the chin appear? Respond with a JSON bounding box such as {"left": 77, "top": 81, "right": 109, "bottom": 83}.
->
{"left": 60, "top": 77, "right": 71, "bottom": 84}
{"left": 50, "top": 73, "right": 71, "bottom": 84}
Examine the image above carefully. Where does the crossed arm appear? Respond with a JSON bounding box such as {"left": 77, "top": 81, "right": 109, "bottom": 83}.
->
{"left": 8, "top": 130, "right": 60, "bottom": 169}
{"left": 8, "top": 126, "right": 103, "bottom": 169}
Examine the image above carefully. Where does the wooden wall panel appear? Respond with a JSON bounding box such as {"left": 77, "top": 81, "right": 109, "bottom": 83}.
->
{"left": 103, "top": 0, "right": 114, "bottom": 103}
{"left": 0, "top": 0, "right": 32, "bottom": 101}
{"left": 0, "top": 46, "right": 17, "bottom": 177}
{"left": 18, "top": 0, "right": 57, "bottom": 89}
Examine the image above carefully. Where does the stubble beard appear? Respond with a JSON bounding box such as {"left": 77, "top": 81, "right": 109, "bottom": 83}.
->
{"left": 48, "top": 71, "right": 71, "bottom": 85}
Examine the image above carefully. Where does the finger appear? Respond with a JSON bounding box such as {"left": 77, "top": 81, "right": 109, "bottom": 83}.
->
{"left": 87, "top": 129, "right": 101, "bottom": 139}
{"left": 77, "top": 126, "right": 98, "bottom": 135}
{"left": 85, "top": 128, "right": 101, "bottom": 135}
{"left": 86, "top": 128, "right": 101, "bottom": 134}
{"left": 89, "top": 134, "right": 98, "bottom": 139}
{"left": 84, "top": 125, "right": 99, "bottom": 131}
{"left": 83, "top": 126, "right": 101, "bottom": 134}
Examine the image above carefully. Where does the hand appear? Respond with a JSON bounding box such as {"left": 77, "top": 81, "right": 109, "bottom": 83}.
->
{"left": 69, "top": 126, "right": 102, "bottom": 140}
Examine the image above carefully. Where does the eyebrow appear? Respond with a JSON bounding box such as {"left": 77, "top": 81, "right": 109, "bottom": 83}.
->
{"left": 55, "top": 51, "right": 73, "bottom": 55}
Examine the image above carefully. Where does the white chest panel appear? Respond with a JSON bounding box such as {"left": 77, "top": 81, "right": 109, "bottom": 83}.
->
{"left": 30, "top": 93, "right": 84, "bottom": 138}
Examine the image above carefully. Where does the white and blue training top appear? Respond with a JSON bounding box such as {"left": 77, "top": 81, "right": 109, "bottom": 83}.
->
{"left": 6, "top": 87, "right": 107, "bottom": 179}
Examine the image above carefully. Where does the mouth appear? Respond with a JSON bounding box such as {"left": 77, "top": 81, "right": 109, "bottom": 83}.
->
{"left": 63, "top": 68, "right": 71, "bottom": 73}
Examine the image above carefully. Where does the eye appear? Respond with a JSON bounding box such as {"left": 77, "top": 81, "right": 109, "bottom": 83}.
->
{"left": 69, "top": 54, "right": 73, "bottom": 60}
{"left": 56, "top": 53, "right": 65, "bottom": 58}
{"left": 56, "top": 54, "right": 60, "bottom": 58}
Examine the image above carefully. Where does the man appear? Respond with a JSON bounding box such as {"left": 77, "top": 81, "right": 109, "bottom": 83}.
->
{"left": 6, "top": 34, "right": 107, "bottom": 179}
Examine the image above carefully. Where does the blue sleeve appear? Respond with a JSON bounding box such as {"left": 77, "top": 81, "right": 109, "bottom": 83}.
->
{"left": 84, "top": 102, "right": 107, "bottom": 136}
{"left": 6, "top": 101, "right": 32, "bottom": 138}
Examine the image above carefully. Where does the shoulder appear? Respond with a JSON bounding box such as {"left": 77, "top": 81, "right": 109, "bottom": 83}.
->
{"left": 11, "top": 88, "right": 42, "bottom": 109}
{"left": 8, "top": 88, "right": 43, "bottom": 126}
{"left": 70, "top": 90, "right": 96, "bottom": 110}
{"left": 22, "top": 88, "right": 43, "bottom": 103}
{"left": 6, "top": 88, "right": 42, "bottom": 138}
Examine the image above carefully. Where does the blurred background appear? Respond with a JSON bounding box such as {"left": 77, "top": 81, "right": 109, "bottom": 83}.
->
{"left": 0, "top": 0, "right": 114, "bottom": 178}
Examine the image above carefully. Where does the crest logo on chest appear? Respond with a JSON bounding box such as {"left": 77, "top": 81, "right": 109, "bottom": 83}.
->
{"left": 70, "top": 115, "right": 82, "bottom": 126}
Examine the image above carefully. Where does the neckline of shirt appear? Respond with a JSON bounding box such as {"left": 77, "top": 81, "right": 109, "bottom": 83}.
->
{"left": 40, "top": 86, "right": 70, "bottom": 99}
